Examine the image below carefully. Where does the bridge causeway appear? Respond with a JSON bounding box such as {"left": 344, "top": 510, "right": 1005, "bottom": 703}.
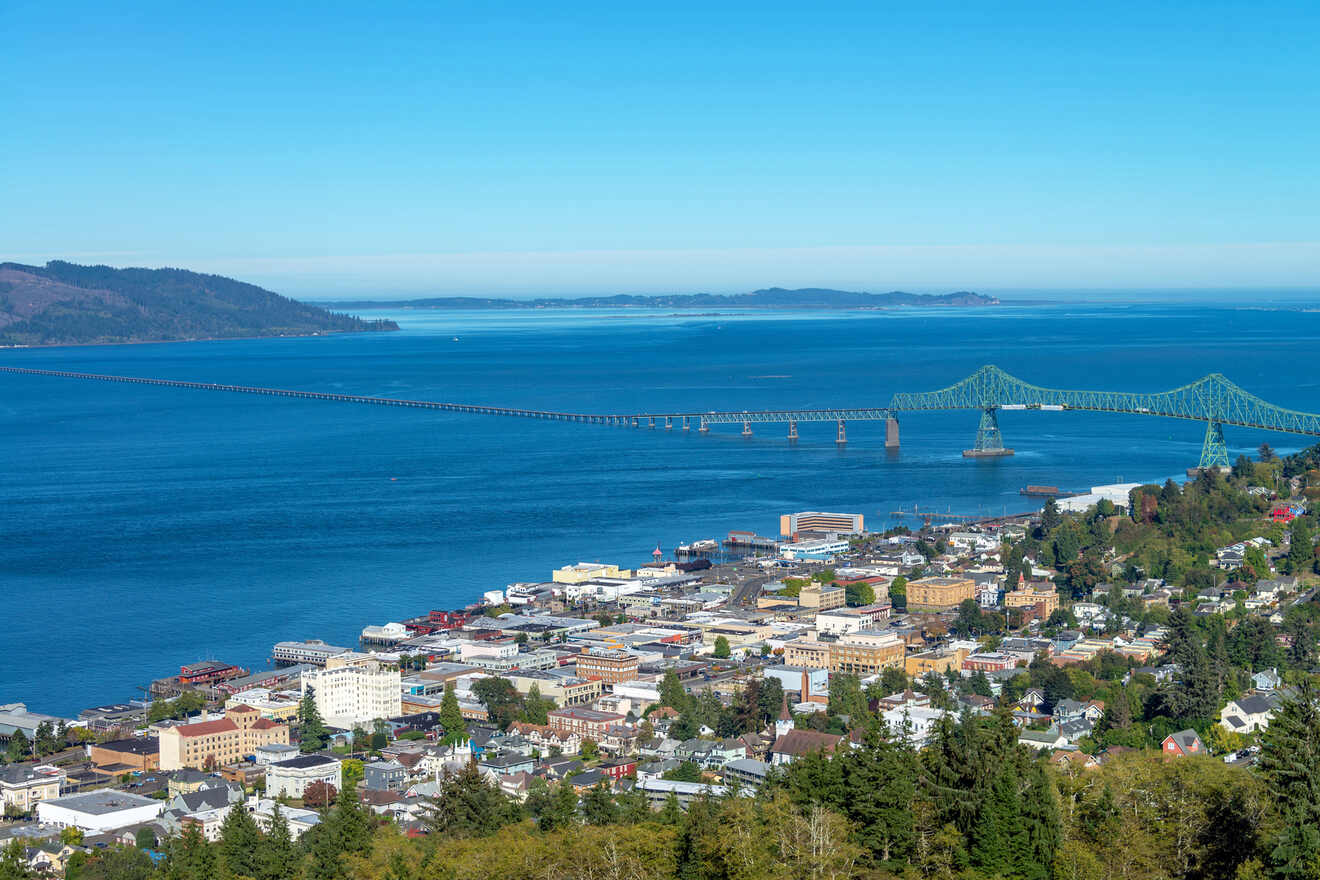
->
{"left": 5, "top": 364, "right": 1318, "bottom": 469}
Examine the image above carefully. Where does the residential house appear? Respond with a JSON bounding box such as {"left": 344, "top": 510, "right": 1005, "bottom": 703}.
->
{"left": 1220, "top": 694, "right": 1279, "bottom": 735}
{"left": 1162, "top": 729, "right": 1206, "bottom": 757}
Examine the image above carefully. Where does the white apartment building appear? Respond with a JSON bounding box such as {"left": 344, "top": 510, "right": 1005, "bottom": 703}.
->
{"left": 301, "top": 653, "right": 401, "bottom": 728}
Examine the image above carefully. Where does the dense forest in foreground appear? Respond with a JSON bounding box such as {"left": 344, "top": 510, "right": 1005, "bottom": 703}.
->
{"left": 0, "top": 261, "right": 396, "bottom": 346}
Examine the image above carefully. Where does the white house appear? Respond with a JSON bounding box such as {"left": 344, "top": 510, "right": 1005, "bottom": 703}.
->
{"left": 265, "top": 754, "right": 343, "bottom": 799}
{"left": 1219, "top": 694, "right": 1279, "bottom": 735}
{"left": 36, "top": 790, "right": 163, "bottom": 833}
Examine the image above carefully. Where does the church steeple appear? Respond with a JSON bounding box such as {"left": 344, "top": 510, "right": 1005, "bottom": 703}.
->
{"left": 775, "top": 691, "right": 793, "bottom": 738}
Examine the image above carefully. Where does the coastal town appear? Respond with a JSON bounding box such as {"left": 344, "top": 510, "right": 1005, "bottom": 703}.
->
{"left": 4, "top": 450, "right": 1320, "bottom": 879}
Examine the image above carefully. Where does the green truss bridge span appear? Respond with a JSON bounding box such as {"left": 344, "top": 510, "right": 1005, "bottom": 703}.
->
{"left": 3, "top": 364, "right": 1317, "bottom": 469}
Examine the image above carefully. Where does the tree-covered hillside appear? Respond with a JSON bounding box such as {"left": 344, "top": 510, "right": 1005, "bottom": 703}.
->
{"left": 0, "top": 261, "right": 396, "bottom": 346}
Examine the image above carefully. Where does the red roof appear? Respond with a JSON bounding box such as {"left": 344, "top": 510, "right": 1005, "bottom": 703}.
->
{"left": 175, "top": 719, "right": 238, "bottom": 738}
{"left": 251, "top": 718, "right": 282, "bottom": 730}
{"left": 772, "top": 729, "right": 843, "bottom": 757}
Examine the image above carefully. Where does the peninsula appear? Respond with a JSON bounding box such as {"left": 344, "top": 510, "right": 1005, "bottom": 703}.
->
{"left": 325, "top": 287, "right": 1000, "bottom": 311}
{"left": 0, "top": 261, "right": 397, "bottom": 347}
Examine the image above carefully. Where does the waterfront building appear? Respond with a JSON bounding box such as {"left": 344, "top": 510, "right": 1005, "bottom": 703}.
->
{"left": 301, "top": 653, "right": 402, "bottom": 728}
{"left": 272, "top": 639, "right": 349, "bottom": 667}
{"left": 779, "top": 540, "right": 851, "bottom": 562}
{"left": 905, "top": 576, "right": 976, "bottom": 610}
{"left": 158, "top": 705, "right": 289, "bottom": 771}
{"left": 552, "top": 562, "right": 634, "bottom": 584}
{"left": 779, "top": 511, "right": 865, "bottom": 538}
{"left": 0, "top": 703, "right": 65, "bottom": 741}
{"left": 266, "top": 754, "right": 342, "bottom": 799}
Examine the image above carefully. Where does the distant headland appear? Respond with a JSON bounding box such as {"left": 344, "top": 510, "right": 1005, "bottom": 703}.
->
{"left": 0, "top": 261, "right": 398, "bottom": 347}
{"left": 325, "top": 287, "right": 1001, "bottom": 311}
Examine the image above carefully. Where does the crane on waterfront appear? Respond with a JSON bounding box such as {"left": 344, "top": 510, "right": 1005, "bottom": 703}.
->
{"left": 4, "top": 364, "right": 1319, "bottom": 469}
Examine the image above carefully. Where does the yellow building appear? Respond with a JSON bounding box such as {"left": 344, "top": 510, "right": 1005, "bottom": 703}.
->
{"left": 552, "top": 562, "right": 634, "bottom": 584}
{"left": 905, "top": 648, "right": 968, "bottom": 677}
{"left": 906, "top": 576, "right": 976, "bottom": 610}
{"left": 783, "top": 638, "right": 832, "bottom": 670}
{"left": 1004, "top": 585, "right": 1059, "bottom": 616}
{"left": 798, "top": 583, "right": 846, "bottom": 611}
{"left": 158, "top": 705, "right": 290, "bottom": 771}
{"left": 829, "top": 632, "right": 905, "bottom": 675}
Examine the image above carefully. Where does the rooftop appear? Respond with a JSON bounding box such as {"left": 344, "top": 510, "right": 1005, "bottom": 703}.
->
{"left": 42, "top": 789, "right": 159, "bottom": 815}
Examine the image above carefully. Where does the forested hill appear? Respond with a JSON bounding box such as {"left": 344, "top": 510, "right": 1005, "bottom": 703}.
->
{"left": 0, "top": 261, "right": 397, "bottom": 346}
{"left": 326, "top": 287, "right": 1000, "bottom": 310}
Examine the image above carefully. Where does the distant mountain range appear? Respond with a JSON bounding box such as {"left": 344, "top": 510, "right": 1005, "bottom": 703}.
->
{"left": 0, "top": 261, "right": 397, "bottom": 347}
{"left": 326, "top": 287, "right": 1000, "bottom": 310}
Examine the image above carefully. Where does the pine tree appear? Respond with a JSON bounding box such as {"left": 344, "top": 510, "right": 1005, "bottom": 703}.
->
{"left": 1259, "top": 678, "right": 1320, "bottom": 879}
{"left": 581, "top": 781, "right": 618, "bottom": 825}
{"left": 841, "top": 726, "right": 917, "bottom": 863}
{"left": 521, "top": 684, "right": 550, "bottom": 725}
{"left": 5, "top": 730, "right": 30, "bottom": 762}
{"left": 165, "top": 820, "right": 216, "bottom": 880}
{"left": 657, "top": 791, "right": 683, "bottom": 826}
{"left": 258, "top": 805, "right": 301, "bottom": 880}
{"left": 218, "top": 802, "right": 262, "bottom": 879}
{"left": 299, "top": 687, "right": 329, "bottom": 753}
{"left": 438, "top": 683, "right": 467, "bottom": 746}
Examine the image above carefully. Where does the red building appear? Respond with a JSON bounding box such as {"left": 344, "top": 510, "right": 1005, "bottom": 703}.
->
{"left": 599, "top": 758, "right": 638, "bottom": 780}
{"left": 179, "top": 661, "right": 248, "bottom": 686}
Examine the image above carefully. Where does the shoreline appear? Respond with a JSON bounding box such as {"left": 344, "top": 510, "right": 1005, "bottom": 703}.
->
{"left": 0, "top": 325, "right": 397, "bottom": 353}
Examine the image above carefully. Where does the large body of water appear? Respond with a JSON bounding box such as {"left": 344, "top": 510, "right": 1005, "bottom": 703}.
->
{"left": 4, "top": 301, "right": 1320, "bottom": 715}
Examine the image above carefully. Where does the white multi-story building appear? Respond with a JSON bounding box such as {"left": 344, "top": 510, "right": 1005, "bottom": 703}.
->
{"left": 301, "top": 654, "right": 401, "bottom": 728}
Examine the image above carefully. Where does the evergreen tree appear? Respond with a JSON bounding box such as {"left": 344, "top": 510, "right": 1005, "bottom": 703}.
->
{"left": 659, "top": 670, "right": 690, "bottom": 712}
{"left": 5, "top": 730, "right": 30, "bottom": 762}
{"left": 298, "top": 688, "right": 329, "bottom": 753}
{"left": 438, "top": 683, "right": 467, "bottom": 746}
{"left": 421, "top": 762, "right": 518, "bottom": 837}
{"left": 581, "top": 781, "right": 618, "bottom": 825}
{"left": 218, "top": 801, "right": 263, "bottom": 879}
{"left": 712, "top": 636, "right": 731, "bottom": 659}
{"left": 841, "top": 726, "right": 918, "bottom": 863}
{"left": 1259, "top": 679, "right": 1320, "bottom": 879}
{"left": 521, "top": 684, "right": 550, "bottom": 725}
{"left": 657, "top": 792, "right": 683, "bottom": 825}
{"left": 163, "top": 820, "right": 216, "bottom": 880}
{"left": 258, "top": 806, "right": 301, "bottom": 880}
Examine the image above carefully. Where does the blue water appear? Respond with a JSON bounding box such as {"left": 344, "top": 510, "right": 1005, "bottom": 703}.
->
{"left": 4, "top": 301, "right": 1319, "bottom": 715}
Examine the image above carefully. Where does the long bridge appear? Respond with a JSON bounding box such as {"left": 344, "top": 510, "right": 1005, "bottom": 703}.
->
{"left": 4, "top": 364, "right": 1319, "bottom": 469}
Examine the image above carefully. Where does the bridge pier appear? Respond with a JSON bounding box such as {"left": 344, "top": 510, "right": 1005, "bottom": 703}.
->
{"left": 787, "top": 419, "right": 798, "bottom": 441}
{"left": 665, "top": 416, "right": 672, "bottom": 431}
{"left": 885, "top": 416, "right": 900, "bottom": 449}
{"left": 742, "top": 420, "right": 753, "bottom": 437}
{"left": 1198, "top": 419, "right": 1229, "bottom": 470}
{"left": 836, "top": 419, "right": 846, "bottom": 446}
{"left": 631, "top": 417, "right": 639, "bottom": 428}
{"left": 682, "top": 416, "right": 690, "bottom": 431}
{"left": 648, "top": 416, "right": 656, "bottom": 429}
{"left": 963, "top": 407, "right": 1014, "bottom": 458}
{"left": 699, "top": 418, "right": 709, "bottom": 434}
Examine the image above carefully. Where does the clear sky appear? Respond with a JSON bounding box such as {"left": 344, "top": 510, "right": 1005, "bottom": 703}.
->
{"left": 5, "top": 1, "right": 1320, "bottom": 298}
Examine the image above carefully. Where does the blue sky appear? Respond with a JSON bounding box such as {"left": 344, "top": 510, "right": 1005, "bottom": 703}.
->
{"left": 4, "top": 1, "right": 1320, "bottom": 297}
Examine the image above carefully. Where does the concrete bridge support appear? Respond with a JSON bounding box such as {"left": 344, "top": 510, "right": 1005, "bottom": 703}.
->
{"left": 742, "top": 420, "right": 753, "bottom": 437}
{"left": 836, "top": 419, "right": 847, "bottom": 445}
{"left": 787, "top": 419, "right": 798, "bottom": 441}
{"left": 885, "top": 417, "right": 900, "bottom": 449}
